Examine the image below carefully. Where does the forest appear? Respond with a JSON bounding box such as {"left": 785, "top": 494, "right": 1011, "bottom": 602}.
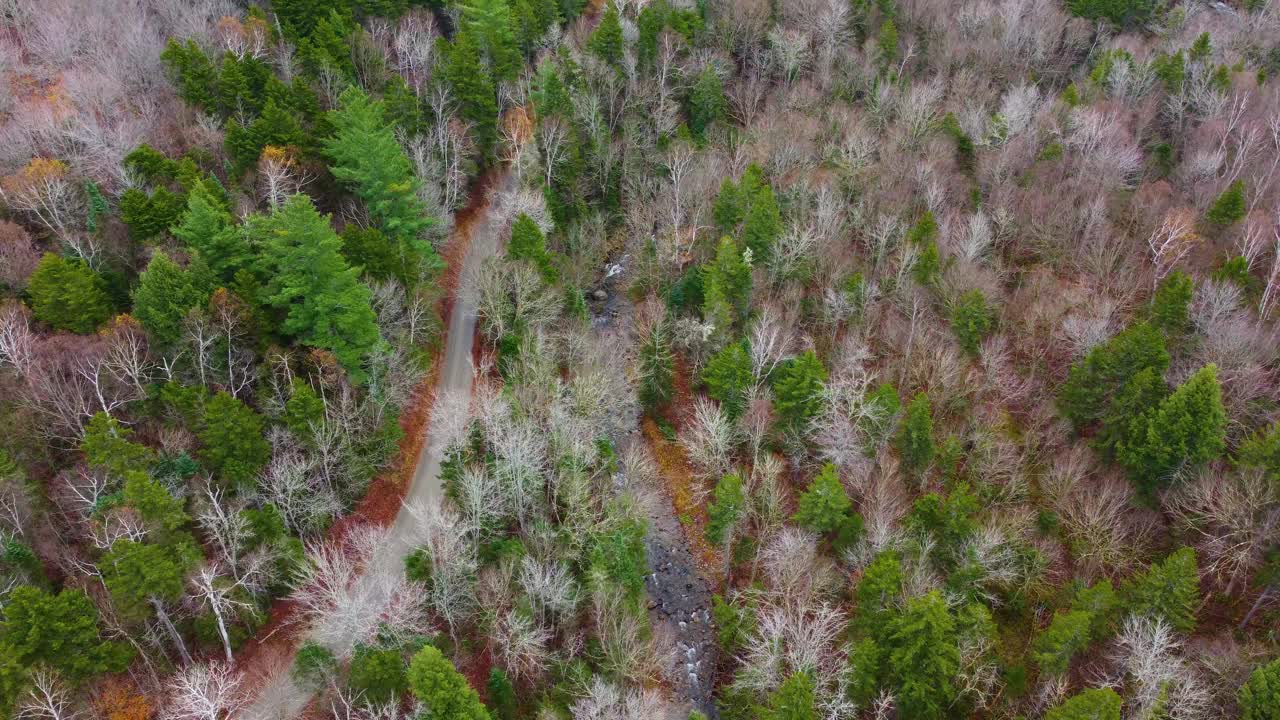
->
{"left": 1, "top": 0, "right": 1279, "bottom": 719}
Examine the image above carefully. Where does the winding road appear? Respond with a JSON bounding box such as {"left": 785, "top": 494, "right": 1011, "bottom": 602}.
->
{"left": 243, "top": 171, "right": 516, "bottom": 720}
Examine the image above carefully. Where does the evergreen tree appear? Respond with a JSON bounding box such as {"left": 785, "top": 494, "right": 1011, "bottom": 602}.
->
{"left": 772, "top": 350, "right": 827, "bottom": 429}
{"left": 856, "top": 551, "right": 903, "bottom": 632}
{"left": 740, "top": 184, "right": 781, "bottom": 261}
{"left": 1239, "top": 658, "right": 1280, "bottom": 720}
{"left": 133, "top": 251, "right": 213, "bottom": 346}
{"left": 440, "top": 30, "right": 499, "bottom": 156}
{"left": 349, "top": 647, "right": 408, "bottom": 705}
{"left": 1032, "top": 610, "right": 1094, "bottom": 675}
{"left": 508, "top": 214, "right": 557, "bottom": 282}
{"left": 792, "top": 464, "right": 852, "bottom": 535}
{"left": 1204, "top": 180, "right": 1246, "bottom": 226}
{"left": 198, "top": 391, "right": 271, "bottom": 489}
{"left": 1125, "top": 546, "right": 1200, "bottom": 632}
{"left": 325, "top": 86, "right": 440, "bottom": 278}
{"left": 250, "top": 194, "right": 380, "bottom": 376}
{"left": 174, "top": 182, "right": 251, "bottom": 282}
{"left": 886, "top": 591, "right": 960, "bottom": 720}
{"left": 1094, "top": 365, "right": 1166, "bottom": 457}
{"left": 406, "top": 646, "right": 489, "bottom": 720}
{"left": 160, "top": 40, "right": 217, "bottom": 110}
{"left": 896, "top": 392, "right": 934, "bottom": 471}
{"left": 463, "top": 0, "right": 522, "bottom": 81}
{"left": 99, "top": 538, "right": 199, "bottom": 622}
{"left": 588, "top": 3, "right": 625, "bottom": 67}
{"left": 1151, "top": 271, "right": 1193, "bottom": 334}
{"left": 701, "top": 341, "right": 753, "bottom": 418}
{"left": 120, "top": 186, "right": 187, "bottom": 242}
{"left": 950, "top": 289, "right": 996, "bottom": 354}
{"left": 703, "top": 236, "right": 752, "bottom": 324}
{"left": 712, "top": 177, "right": 747, "bottom": 233}
{"left": 877, "top": 20, "right": 898, "bottom": 66}
{"left": 533, "top": 61, "right": 573, "bottom": 121}
{"left": 687, "top": 66, "right": 725, "bottom": 139}
{"left": 81, "top": 412, "right": 154, "bottom": 479}
{"left": 26, "top": 253, "right": 112, "bottom": 333}
{"left": 1117, "top": 364, "right": 1226, "bottom": 492}
{"left": 637, "top": 312, "right": 674, "bottom": 412}
{"left": 1059, "top": 322, "right": 1169, "bottom": 430}
{"left": 706, "top": 472, "right": 745, "bottom": 545}
{"left": 764, "top": 672, "right": 817, "bottom": 720}
{"left": 1044, "top": 688, "right": 1122, "bottom": 720}
{"left": 0, "top": 585, "right": 129, "bottom": 683}
{"left": 273, "top": 0, "right": 350, "bottom": 41}
{"left": 486, "top": 668, "right": 517, "bottom": 720}
{"left": 1238, "top": 422, "right": 1280, "bottom": 488}
{"left": 907, "top": 212, "right": 940, "bottom": 285}
{"left": 123, "top": 471, "right": 189, "bottom": 535}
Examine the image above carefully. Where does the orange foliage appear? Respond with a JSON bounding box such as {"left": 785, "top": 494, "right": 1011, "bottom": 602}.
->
{"left": 96, "top": 681, "right": 152, "bottom": 720}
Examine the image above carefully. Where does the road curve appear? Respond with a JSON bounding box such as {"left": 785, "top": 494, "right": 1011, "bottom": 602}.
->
{"left": 243, "top": 170, "right": 515, "bottom": 720}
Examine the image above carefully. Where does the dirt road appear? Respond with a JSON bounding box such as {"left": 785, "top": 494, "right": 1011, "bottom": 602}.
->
{"left": 243, "top": 172, "right": 515, "bottom": 720}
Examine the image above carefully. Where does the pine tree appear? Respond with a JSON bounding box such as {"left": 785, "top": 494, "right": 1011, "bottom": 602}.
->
{"left": 1239, "top": 658, "right": 1280, "bottom": 720}
{"left": 1032, "top": 610, "right": 1094, "bottom": 675}
{"left": 687, "top": 66, "right": 725, "bottom": 139}
{"left": 533, "top": 61, "right": 572, "bottom": 121}
{"left": 1151, "top": 271, "right": 1193, "bottom": 334}
{"left": 1045, "top": 688, "right": 1122, "bottom": 720}
{"left": 856, "top": 551, "right": 903, "bottom": 632}
{"left": 712, "top": 176, "right": 747, "bottom": 233}
{"left": 886, "top": 591, "right": 959, "bottom": 720}
{"left": 1117, "top": 364, "right": 1226, "bottom": 492}
{"left": 26, "top": 253, "right": 112, "bottom": 333}
{"left": 325, "top": 86, "right": 439, "bottom": 278}
{"left": 1238, "top": 422, "right": 1280, "bottom": 488}
{"left": 637, "top": 312, "right": 674, "bottom": 412}
{"left": 508, "top": 213, "right": 556, "bottom": 282}
{"left": 701, "top": 342, "right": 753, "bottom": 418}
{"left": 1095, "top": 365, "right": 1166, "bottom": 456}
{"left": 1125, "top": 546, "right": 1201, "bottom": 632}
{"left": 99, "top": 539, "right": 199, "bottom": 622}
{"left": 0, "top": 585, "right": 129, "bottom": 683}
{"left": 120, "top": 186, "right": 187, "bottom": 242}
{"left": 950, "top": 289, "right": 996, "bottom": 354}
{"left": 907, "top": 212, "right": 940, "bottom": 285}
{"left": 706, "top": 472, "right": 745, "bottom": 545}
{"left": 440, "top": 30, "right": 499, "bottom": 156}
{"left": 133, "top": 251, "right": 213, "bottom": 346}
{"left": 123, "top": 471, "right": 189, "bottom": 535}
{"left": 896, "top": 392, "right": 934, "bottom": 471}
{"left": 588, "top": 3, "right": 625, "bottom": 67}
{"left": 740, "top": 184, "right": 781, "bottom": 261}
{"left": 703, "top": 236, "right": 752, "bottom": 324}
{"left": 348, "top": 647, "right": 407, "bottom": 705}
{"left": 772, "top": 350, "right": 827, "bottom": 428}
{"left": 462, "top": 0, "right": 523, "bottom": 81}
{"left": 1059, "top": 322, "right": 1169, "bottom": 430}
{"left": 764, "top": 672, "right": 817, "bottom": 720}
{"left": 877, "top": 20, "right": 898, "bottom": 66}
{"left": 1204, "top": 180, "right": 1246, "bottom": 226}
{"left": 198, "top": 391, "right": 271, "bottom": 490}
{"left": 487, "top": 668, "right": 517, "bottom": 720}
{"left": 792, "top": 464, "right": 852, "bottom": 535}
{"left": 406, "top": 646, "right": 489, "bottom": 720}
{"left": 174, "top": 183, "right": 251, "bottom": 282}
{"left": 81, "top": 412, "right": 155, "bottom": 479}
{"left": 160, "top": 40, "right": 217, "bottom": 110}
{"left": 250, "top": 194, "right": 380, "bottom": 376}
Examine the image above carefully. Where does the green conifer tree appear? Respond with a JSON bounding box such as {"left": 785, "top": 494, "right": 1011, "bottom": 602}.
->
{"left": 886, "top": 591, "right": 959, "bottom": 720}
{"left": 1125, "top": 546, "right": 1201, "bottom": 632}
{"left": 701, "top": 342, "right": 753, "bottom": 418}
{"left": 1239, "top": 658, "right": 1280, "bottom": 720}
{"left": 26, "top": 253, "right": 112, "bottom": 333}
{"left": 1045, "top": 688, "right": 1122, "bottom": 720}
{"left": 740, "top": 184, "right": 781, "bottom": 261}
{"left": 896, "top": 392, "right": 934, "bottom": 471}
{"left": 1151, "top": 270, "right": 1194, "bottom": 334}
{"left": 462, "top": 0, "right": 523, "bottom": 81}
{"left": 792, "top": 464, "right": 852, "bottom": 535}
{"left": 772, "top": 350, "right": 827, "bottom": 429}
{"left": 1117, "top": 364, "right": 1226, "bottom": 492}
{"left": 1059, "top": 322, "right": 1169, "bottom": 430}
{"left": 688, "top": 66, "right": 725, "bottom": 139}
{"left": 406, "top": 646, "right": 489, "bottom": 720}
{"left": 440, "top": 31, "right": 499, "bottom": 156}
{"left": 133, "top": 252, "right": 213, "bottom": 346}
{"left": 1205, "top": 180, "right": 1247, "bottom": 226}
{"left": 588, "top": 3, "right": 625, "bottom": 66}
{"left": 325, "top": 86, "right": 439, "bottom": 277}
{"left": 250, "top": 194, "right": 380, "bottom": 375}
{"left": 198, "top": 391, "right": 272, "bottom": 489}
